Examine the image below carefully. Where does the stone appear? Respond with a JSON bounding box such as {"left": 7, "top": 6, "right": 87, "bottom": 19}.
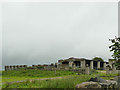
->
{"left": 90, "top": 61, "right": 93, "bottom": 70}
{"left": 109, "top": 59, "right": 114, "bottom": 68}
{"left": 104, "top": 80, "right": 118, "bottom": 89}
{"left": 76, "top": 78, "right": 118, "bottom": 89}
{"left": 85, "top": 65, "right": 90, "bottom": 75}
{"left": 69, "top": 61, "right": 73, "bottom": 67}
{"left": 76, "top": 82, "right": 101, "bottom": 88}
{"left": 88, "top": 77, "right": 107, "bottom": 83}
{"left": 97, "top": 61, "right": 100, "bottom": 69}
{"left": 10, "top": 66, "right": 13, "bottom": 70}
{"left": 106, "top": 65, "right": 110, "bottom": 74}
{"left": 112, "top": 63, "right": 117, "bottom": 74}
{"left": 103, "top": 62, "right": 106, "bottom": 70}
{"left": 114, "top": 76, "right": 120, "bottom": 88}
{"left": 81, "top": 60, "right": 85, "bottom": 69}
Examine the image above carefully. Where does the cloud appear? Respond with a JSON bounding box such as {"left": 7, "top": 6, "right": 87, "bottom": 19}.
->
{"left": 2, "top": 2, "right": 118, "bottom": 70}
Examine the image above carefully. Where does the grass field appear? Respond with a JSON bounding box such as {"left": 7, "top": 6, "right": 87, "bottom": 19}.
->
{"left": 2, "top": 69, "right": 119, "bottom": 88}
{"left": 2, "top": 69, "right": 76, "bottom": 77}
{"left": 2, "top": 69, "right": 76, "bottom": 83}
{"left": 3, "top": 75, "right": 95, "bottom": 88}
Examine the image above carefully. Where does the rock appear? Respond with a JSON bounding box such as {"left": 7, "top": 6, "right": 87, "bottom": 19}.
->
{"left": 114, "top": 76, "right": 120, "bottom": 82}
{"left": 114, "top": 76, "right": 120, "bottom": 88}
{"left": 76, "top": 77, "right": 118, "bottom": 89}
{"left": 100, "top": 80, "right": 117, "bottom": 89}
{"left": 88, "top": 77, "right": 107, "bottom": 83}
{"left": 76, "top": 82, "right": 101, "bottom": 88}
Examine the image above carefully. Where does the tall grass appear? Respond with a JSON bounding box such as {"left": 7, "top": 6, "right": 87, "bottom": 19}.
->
{"left": 3, "top": 75, "right": 94, "bottom": 88}
{"left": 2, "top": 69, "right": 119, "bottom": 88}
{"left": 2, "top": 69, "right": 76, "bottom": 83}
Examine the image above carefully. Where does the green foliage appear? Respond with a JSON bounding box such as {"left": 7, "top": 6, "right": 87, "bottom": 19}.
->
{"left": 109, "top": 36, "right": 120, "bottom": 60}
{"left": 92, "top": 57, "right": 104, "bottom": 62}
{"left": 109, "top": 36, "right": 120, "bottom": 68}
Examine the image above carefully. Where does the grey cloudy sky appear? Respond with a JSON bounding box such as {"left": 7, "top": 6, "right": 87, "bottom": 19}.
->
{"left": 2, "top": 2, "right": 118, "bottom": 70}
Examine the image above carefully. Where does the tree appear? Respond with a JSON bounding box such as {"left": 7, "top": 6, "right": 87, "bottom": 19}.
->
{"left": 92, "top": 57, "right": 104, "bottom": 62}
{"left": 109, "top": 36, "right": 120, "bottom": 67}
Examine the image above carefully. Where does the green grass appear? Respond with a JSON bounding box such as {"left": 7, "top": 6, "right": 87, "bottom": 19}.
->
{"left": 0, "top": 76, "right": 2, "bottom": 89}
{"left": 2, "top": 69, "right": 76, "bottom": 77}
{"left": 2, "top": 69, "right": 76, "bottom": 83}
{"left": 97, "top": 72, "right": 119, "bottom": 77}
{"left": 3, "top": 75, "right": 95, "bottom": 88}
{"left": 2, "top": 69, "right": 119, "bottom": 88}
{"left": 95, "top": 70, "right": 119, "bottom": 80}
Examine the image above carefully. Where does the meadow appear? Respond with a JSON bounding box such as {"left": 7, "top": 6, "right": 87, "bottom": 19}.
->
{"left": 2, "top": 69, "right": 119, "bottom": 88}
{"left": 2, "top": 69, "right": 76, "bottom": 83}
{"left": 3, "top": 75, "right": 94, "bottom": 88}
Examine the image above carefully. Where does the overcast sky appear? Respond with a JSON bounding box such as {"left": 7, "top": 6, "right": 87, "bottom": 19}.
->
{"left": 2, "top": 2, "right": 118, "bottom": 70}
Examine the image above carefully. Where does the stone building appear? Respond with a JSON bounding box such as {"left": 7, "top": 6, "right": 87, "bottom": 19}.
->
{"left": 58, "top": 57, "right": 107, "bottom": 70}
{"left": 5, "top": 58, "right": 115, "bottom": 71}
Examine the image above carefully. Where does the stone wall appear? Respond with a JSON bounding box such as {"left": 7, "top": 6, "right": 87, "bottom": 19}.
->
{"left": 106, "top": 64, "right": 119, "bottom": 74}
{"left": 57, "top": 64, "right": 69, "bottom": 70}
{"left": 5, "top": 65, "right": 27, "bottom": 71}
